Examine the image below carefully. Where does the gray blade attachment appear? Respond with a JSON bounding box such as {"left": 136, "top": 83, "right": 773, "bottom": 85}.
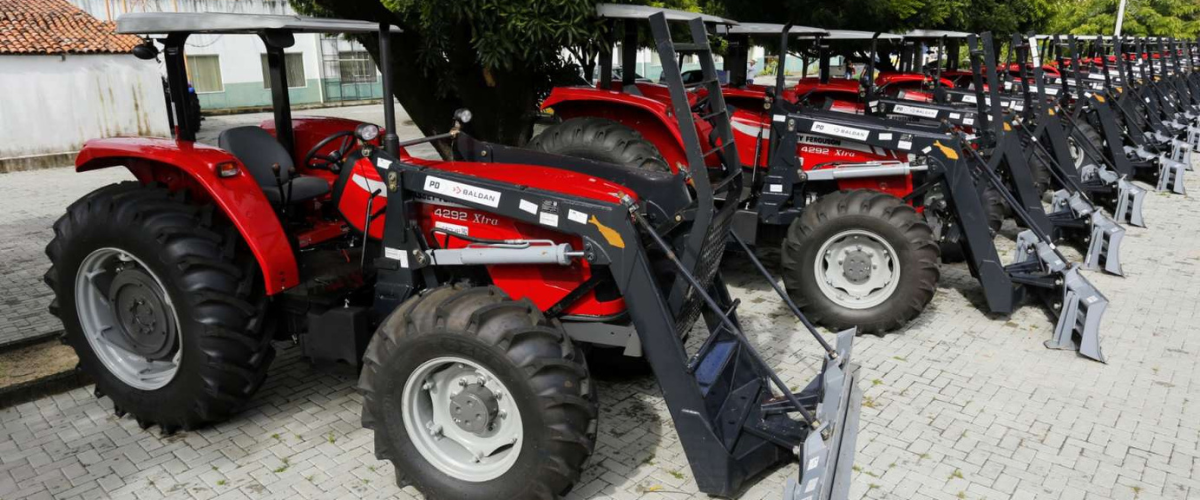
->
{"left": 1014, "top": 230, "right": 1108, "bottom": 363}
{"left": 1050, "top": 190, "right": 1126, "bottom": 276}
{"left": 1115, "top": 178, "right": 1148, "bottom": 228}
{"left": 785, "top": 329, "right": 860, "bottom": 500}
{"left": 1156, "top": 154, "right": 1188, "bottom": 194}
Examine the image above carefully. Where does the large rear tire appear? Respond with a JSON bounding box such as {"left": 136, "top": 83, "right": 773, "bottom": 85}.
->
{"left": 44, "top": 182, "right": 272, "bottom": 432}
{"left": 360, "top": 285, "right": 598, "bottom": 500}
{"left": 782, "top": 190, "right": 940, "bottom": 334}
{"left": 1069, "top": 122, "right": 1105, "bottom": 169}
{"left": 1026, "top": 150, "right": 1053, "bottom": 195}
{"left": 528, "top": 117, "right": 669, "bottom": 172}
{"left": 937, "top": 185, "right": 1006, "bottom": 263}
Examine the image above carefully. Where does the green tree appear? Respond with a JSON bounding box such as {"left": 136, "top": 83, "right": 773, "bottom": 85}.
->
{"left": 1049, "top": 0, "right": 1200, "bottom": 38}
{"left": 292, "top": 0, "right": 717, "bottom": 151}
{"left": 720, "top": 0, "right": 1059, "bottom": 35}
{"left": 292, "top": 0, "right": 599, "bottom": 150}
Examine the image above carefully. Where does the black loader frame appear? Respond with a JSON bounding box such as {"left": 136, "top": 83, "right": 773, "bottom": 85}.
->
{"left": 372, "top": 9, "right": 862, "bottom": 499}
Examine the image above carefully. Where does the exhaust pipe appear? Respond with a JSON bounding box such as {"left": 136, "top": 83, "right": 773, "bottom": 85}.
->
{"left": 1014, "top": 230, "right": 1108, "bottom": 363}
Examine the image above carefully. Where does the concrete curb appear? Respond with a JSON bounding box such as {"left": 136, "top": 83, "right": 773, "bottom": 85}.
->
{"left": 0, "top": 367, "right": 91, "bottom": 409}
{"left": 0, "top": 330, "right": 63, "bottom": 354}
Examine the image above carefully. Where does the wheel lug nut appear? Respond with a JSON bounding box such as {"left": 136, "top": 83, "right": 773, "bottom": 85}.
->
{"left": 458, "top": 379, "right": 468, "bottom": 387}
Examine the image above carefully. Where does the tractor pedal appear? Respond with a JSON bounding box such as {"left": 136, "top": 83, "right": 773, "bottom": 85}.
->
{"left": 1156, "top": 155, "right": 1188, "bottom": 194}
{"left": 1114, "top": 178, "right": 1147, "bottom": 228}
{"left": 1014, "top": 231, "right": 1107, "bottom": 363}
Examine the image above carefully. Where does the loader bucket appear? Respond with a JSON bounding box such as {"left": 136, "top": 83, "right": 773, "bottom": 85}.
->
{"left": 1050, "top": 190, "right": 1126, "bottom": 276}
{"left": 1156, "top": 154, "right": 1188, "bottom": 194}
{"left": 1187, "top": 126, "right": 1200, "bottom": 150}
{"left": 1014, "top": 230, "right": 1108, "bottom": 362}
{"left": 1114, "top": 177, "right": 1148, "bottom": 227}
{"left": 784, "top": 330, "right": 862, "bottom": 500}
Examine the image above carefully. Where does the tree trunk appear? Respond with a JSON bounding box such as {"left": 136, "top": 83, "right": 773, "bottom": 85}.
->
{"left": 300, "top": 0, "right": 537, "bottom": 155}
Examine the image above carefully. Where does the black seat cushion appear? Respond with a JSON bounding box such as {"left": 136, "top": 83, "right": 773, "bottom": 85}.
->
{"left": 217, "top": 126, "right": 329, "bottom": 204}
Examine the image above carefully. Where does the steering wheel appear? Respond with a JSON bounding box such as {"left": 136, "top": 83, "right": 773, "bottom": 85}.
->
{"left": 303, "top": 131, "right": 356, "bottom": 171}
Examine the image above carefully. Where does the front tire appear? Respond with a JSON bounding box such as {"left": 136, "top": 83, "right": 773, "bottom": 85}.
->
{"left": 360, "top": 285, "right": 598, "bottom": 500}
{"left": 782, "top": 190, "right": 940, "bottom": 334}
{"left": 44, "top": 182, "right": 272, "bottom": 432}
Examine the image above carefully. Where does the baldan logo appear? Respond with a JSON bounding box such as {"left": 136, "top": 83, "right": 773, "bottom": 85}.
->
{"left": 425, "top": 176, "right": 502, "bottom": 208}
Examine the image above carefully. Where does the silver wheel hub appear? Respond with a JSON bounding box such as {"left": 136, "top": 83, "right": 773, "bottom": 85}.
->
{"left": 403, "top": 357, "right": 522, "bottom": 482}
{"left": 815, "top": 230, "right": 901, "bottom": 309}
{"left": 75, "top": 248, "right": 182, "bottom": 391}
{"left": 1068, "top": 137, "right": 1085, "bottom": 169}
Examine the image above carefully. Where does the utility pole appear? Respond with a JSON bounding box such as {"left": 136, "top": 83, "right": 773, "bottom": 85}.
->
{"left": 1114, "top": 0, "right": 1128, "bottom": 36}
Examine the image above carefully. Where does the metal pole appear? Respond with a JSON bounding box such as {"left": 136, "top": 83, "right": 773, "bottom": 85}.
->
{"left": 378, "top": 23, "right": 399, "bottom": 156}
{"left": 1115, "top": 0, "right": 1128, "bottom": 36}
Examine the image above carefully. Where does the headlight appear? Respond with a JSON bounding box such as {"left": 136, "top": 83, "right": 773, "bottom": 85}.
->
{"left": 355, "top": 123, "right": 380, "bottom": 142}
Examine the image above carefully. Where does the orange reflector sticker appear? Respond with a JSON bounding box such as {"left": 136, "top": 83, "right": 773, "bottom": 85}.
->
{"left": 589, "top": 216, "right": 625, "bottom": 249}
{"left": 933, "top": 141, "right": 960, "bottom": 160}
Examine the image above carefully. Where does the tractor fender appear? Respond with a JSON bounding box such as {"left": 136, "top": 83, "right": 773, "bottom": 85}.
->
{"left": 541, "top": 88, "right": 690, "bottom": 171}
{"left": 75, "top": 137, "right": 299, "bottom": 295}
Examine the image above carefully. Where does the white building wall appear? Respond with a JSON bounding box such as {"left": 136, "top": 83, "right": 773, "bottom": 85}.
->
{"left": 67, "top": 0, "right": 333, "bottom": 109}
{"left": 0, "top": 54, "right": 170, "bottom": 171}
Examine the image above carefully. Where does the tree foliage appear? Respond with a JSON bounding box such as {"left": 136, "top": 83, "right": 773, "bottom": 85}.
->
{"left": 1049, "top": 0, "right": 1200, "bottom": 38}
{"left": 719, "top": 0, "right": 1058, "bottom": 36}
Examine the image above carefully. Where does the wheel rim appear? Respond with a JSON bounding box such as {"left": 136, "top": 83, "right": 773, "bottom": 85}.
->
{"left": 75, "top": 248, "right": 182, "bottom": 391}
{"left": 402, "top": 356, "right": 523, "bottom": 482}
{"left": 814, "top": 229, "right": 901, "bottom": 310}
{"left": 1068, "top": 137, "right": 1085, "bottom": 169}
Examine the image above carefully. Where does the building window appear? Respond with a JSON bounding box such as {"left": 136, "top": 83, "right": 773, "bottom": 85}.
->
{"left": 261, "top": 53, "right": 307, "bottom": 89}
{"left": 185, "top": 55, "right": 223, "bottom": 93}
{"left": 338, "top": 51, "right": 377, "bottom": 83}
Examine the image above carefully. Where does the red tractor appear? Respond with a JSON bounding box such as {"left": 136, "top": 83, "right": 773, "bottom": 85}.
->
{"left": 535, "top": 16, "right": 1113, "bottom": 361}
{"left": 535, "top": 19, "right": 971, "bottom": 335}
{"left": 45, "top": 9, "right": 859, "bottom": 500}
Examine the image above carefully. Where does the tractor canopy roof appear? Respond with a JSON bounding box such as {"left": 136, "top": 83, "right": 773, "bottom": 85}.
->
{"left": 727, "top": 23, "right": 827, "bottom": 37}
{"left": 824, "top": 29, "right": 903, "bottom": 41}
{"left": 594, "top": 3, "right": 736, "bottom": 25}
{"left": 116, "top": 12, "right": 401, "bottom": 35}
{"left": 901, "top": 29, "right": 972, "bottom": 39}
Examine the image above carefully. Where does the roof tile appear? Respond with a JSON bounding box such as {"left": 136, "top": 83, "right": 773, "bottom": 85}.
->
{"left": 0, "top": 0, "right": 141, "bottom": 55}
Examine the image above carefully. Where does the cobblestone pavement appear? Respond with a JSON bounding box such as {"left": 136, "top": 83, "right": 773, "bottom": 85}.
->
{"left": 1, "top": 111, "right": 1199, "bottom": 499}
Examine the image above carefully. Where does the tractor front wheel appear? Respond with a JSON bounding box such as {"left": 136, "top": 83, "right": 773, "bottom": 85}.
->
{"left": 782, "top": 190, "right": 940, "bottom": 334}
{"left": 44, "top": 182, "right": 273, "bottom": 432}
{"left": 360, "top": 285, "right": 598, "bottom": 500}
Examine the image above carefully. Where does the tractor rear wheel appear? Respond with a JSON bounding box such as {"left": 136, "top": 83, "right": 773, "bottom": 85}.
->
{"left": 782, "top": 190, "right": 940, "bottom": 334}
{"left": 360, "top": 285, "right": 597, "bottom": 500}
{"left": 1068, "top": 122, "right": 1105, "bottom": 169}
{"left": 44, "top": 182, "right": 272, "bottom": 432}
{"left": 528, "top": 117, "right": 669, "bottom": 172}
{"left": 938, "top": 185, "right": 1006, "bottom": 263}
{"left": 1027, "top": 150, "right": 1053, "bottom": 195}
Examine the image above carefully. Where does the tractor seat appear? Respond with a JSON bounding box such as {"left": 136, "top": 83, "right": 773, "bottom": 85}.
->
{"left": 218, "top": 126, "right": 330, "bottom": 205}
